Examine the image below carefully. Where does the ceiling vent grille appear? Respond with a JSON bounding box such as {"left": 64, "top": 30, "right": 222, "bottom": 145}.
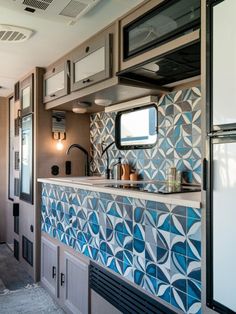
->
{"left": 22, "top": 0, "right": 53, "bottom": 11}
{"left": 59, "top": 0, "right": 101, "bottom": 21}
{"left": 59, "top": 1, "right": 87, "bottom": 18}
{"left": 0, "top": 25, "right": 33, "bottom": 43}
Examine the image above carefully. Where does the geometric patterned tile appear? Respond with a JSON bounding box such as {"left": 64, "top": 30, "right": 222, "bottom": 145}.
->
{"left": 90, "top": 86, "right": 201, "bottom": 184}
{"left": 41, "top": 183, "right": 202, "bottom": 313}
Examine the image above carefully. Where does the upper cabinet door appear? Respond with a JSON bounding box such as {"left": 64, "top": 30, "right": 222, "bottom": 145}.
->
{"left": 123, "top": 0, "right": 200, "bottom": 60}
{"left": 20, "top": 74, "right": 34, "bottom": 116}
{"left": 43, "top": 61, "right": 70, "bottom": 103}
{"left": 120, "top": 0, "right": 200, "bottom": 71}
{"left": 211, "top": 0, "right": 236, "bottom": 129}
{"left": 71, "top": 33, "right": 112, "bottom": 92}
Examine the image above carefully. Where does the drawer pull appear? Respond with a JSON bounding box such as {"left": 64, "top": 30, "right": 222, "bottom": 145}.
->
{"left": 52, "top": 266, "right": 56, "bottom": 279}
{"left": 60, "top": 272, "right": 65, "bottom": 286}
{"left": 82, "top": 79, "right": 91, "bottom": 84}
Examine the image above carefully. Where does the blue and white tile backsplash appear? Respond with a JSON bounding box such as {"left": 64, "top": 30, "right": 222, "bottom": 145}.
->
{"left": 90, "top": 86, "right": 202, "bottom": 184}
{"left": 41, "top": 184, "right": 201, "bottom": 314}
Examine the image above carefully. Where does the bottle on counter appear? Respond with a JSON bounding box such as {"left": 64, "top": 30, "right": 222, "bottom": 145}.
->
{"left": 176, "top": 171, "right": 182, "bottom": 187}
{"left": 113, "top": 157, "right": 122, "bottom": 180}
{"left": 130, "top": 171, "right": 138, "bottom": 181}
{"left": 121, "top": 163, "right": 130, "bottom": 181}
{"left": 166, "top": 166, "right": 177, "bottom": 185}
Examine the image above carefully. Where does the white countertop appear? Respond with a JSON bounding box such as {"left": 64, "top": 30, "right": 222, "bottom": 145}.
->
{"left": 38, "top": 177, "right": 202, "bottom": 208}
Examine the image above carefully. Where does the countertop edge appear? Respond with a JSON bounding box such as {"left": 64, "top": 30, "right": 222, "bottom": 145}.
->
{"left": 38, "top": 178, "right": 202, "bottom": 208}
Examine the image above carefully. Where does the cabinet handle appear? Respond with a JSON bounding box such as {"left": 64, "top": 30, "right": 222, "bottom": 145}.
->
{"left": 82, "top": 79, "right": 91, "bottom": 84}
{"left": 60, "top": 273, "right": 65, "bottom": 286}
{"left": 17, "top": 109, "right": 22, "bottom": 128}
{"left": 52, "top": 266, "right": 56, "bottom": 279}
{"left": 50, "top": 94, "right": 56, "bottom": 97}
{"left": 203, "top": 158, "right": 207, "bottom": 191}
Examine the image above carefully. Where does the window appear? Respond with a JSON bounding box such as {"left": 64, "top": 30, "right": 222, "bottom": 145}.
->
{"left": 115, "top": 105, "right": 158, "bottom": 150}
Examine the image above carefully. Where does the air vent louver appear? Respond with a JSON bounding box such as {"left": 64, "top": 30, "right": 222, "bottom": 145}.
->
{"left": 22, "top": 0, "right": 53, "bottom": 11}
{"left": 59, "top": 0, "right": 101, "bottom": 21}
{"left": 90, "top": 262, "right": 176, "bottom": 314}
{"left": 59, "top": 0, "right": 87, "bottom": 18}
{"left": 0, "top": 25, "right": 33, "bottom": 42}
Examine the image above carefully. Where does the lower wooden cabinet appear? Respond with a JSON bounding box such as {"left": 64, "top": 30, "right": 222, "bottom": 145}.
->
{"left": 41, "top": 237, "right": 59, "bottom": 297}
{"left": 41, "top": 237, "right": 89, "bottom": 314}
{"left": 60, "top": 251, "right": 89, "bottom": 314}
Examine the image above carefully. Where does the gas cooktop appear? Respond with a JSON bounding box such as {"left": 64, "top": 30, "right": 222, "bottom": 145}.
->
{"left": 105, "top": 182, "right": 201, "bottom": 194}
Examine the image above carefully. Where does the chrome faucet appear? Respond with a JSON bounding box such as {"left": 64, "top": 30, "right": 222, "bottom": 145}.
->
{"left": 101, "top": 141, "right": 115, "bottom": 179}
{"left": 66, "top": 144, "right": 90, "bottom": 176}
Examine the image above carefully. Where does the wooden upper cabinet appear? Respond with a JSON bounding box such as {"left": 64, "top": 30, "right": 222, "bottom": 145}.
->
{"left": 43, "top": 61, "right": 70, "bottom": 103}
{"left": 70, "top": 31, "right": 113, "bottom": 92}
{"left": 20, "top": 74, "right": 34, "bottom": 116}
{"left": 119, "top": 0, "right": 201, "bottom": 71}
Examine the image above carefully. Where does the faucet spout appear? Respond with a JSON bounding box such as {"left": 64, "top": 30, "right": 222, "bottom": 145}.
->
{"left": 66, "top": 144, "right": 90, "bottom": 176}
{"left": 101, "top": 141, "right": 115, "bottom": 179}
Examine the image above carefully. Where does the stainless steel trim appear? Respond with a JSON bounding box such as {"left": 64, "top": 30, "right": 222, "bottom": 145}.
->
{"left": 208, "top": 130, "right": 236, "bottom": 137}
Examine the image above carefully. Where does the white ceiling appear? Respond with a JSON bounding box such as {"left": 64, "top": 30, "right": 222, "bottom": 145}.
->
{"left": 0, "top": 0, "right": 143, "bottom": 97}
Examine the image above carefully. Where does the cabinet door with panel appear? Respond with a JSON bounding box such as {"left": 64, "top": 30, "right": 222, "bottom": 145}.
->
{"left": 20, "top": 74, "right": 34, "bottom": 116}
{"left": 41, "top": 237, "right": 59, "bottom": 298}
{"left": 70, "top": 32, "right": 112, "bottom": 92}
{"left": 119, "top": 0, "right": 201, "bottom": 71}
{"left": 60, "top": 251, "right": 89, "bottom": 314}
{"left": 43, "top": 61, "right": 70, "bottom": 103}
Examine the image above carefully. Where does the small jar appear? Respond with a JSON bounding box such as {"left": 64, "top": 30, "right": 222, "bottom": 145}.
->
{"left": 176, "top": 171, "right": 182, "bottom": 187}
{"left": 166, "top": 167, "right": 176, "bottom": 185}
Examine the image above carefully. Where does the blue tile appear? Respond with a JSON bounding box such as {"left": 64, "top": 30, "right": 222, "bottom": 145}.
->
{"left": 146, "top": 260, "right": 157, "bottom": 278}
{"left": 187, "top": 279, "right": 201, "bottom": 301}
{"left": 187, "top": 258, "right": 201, "bottom": 282}
{"left": 133, "top": 239, "right": 145, "bottom": 257}
{"left": 134, "top": 224, "right": 145, "bottom": 241}
{"left": 144, "top": 274, "right": 157, "bottom": 295}
{"left": 157, "top": 212, "right": 171, "bottom": 232}
{"left": 134, "top": 269, "right": 145, "bottom": 286}
{"left": 156, "top": 280, "right": 171, "bottom": 303}
{"left": 171, "top": 214, "right": 187, "bottom": 236}
{"left": 171, "top": 252, "right": 187, "bottom": 275}
{"left": 134, "top": 206, "right": 145, "bottom": 223}
{"left": 145, "top": 208, "right": 157, "bottom": 227}
{"left": 171, "top": 287, "right": 187, "bottom": 313}
{"left": 187, "top": 295, "right": 202, "bottom": 313}
{"left": 171, "top": 234, "right": 187, "bottom": 256}
{"left": 186, "top": 239, "right": 201, "bottom": 261}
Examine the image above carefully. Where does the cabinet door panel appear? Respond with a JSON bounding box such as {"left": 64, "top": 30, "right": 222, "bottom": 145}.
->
{"left": 45, "top": 71, "right": 65, "bottom": 96}
{"left": 71, "top": 33, "right": 112, "bottom": 91}
{"left": 74, "top": 47, "right": 105, "bottom": 82}
{"left": 20, "top": 74, "right": 34, "bottom": 116}
{"left": 61, "top": 252, "right": 89, "bottom": 314}
{"left": 43, "top": 61, "right": 70, "bottom": 103}
{"left": 41, "top": 237, "right": 59, "bottom": 298}
{"left": 212, "top": 0, "right": 236, "bottom": 128}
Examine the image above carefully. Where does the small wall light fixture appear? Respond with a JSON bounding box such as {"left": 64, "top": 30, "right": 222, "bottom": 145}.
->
{"left": 52, "top": 110, "right": 66, "bottom": 151}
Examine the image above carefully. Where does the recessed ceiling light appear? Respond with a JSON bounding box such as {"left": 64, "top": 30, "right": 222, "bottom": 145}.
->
{"left": 94, "top": 98, "right": 112, "bottom": 106}
{"left": 72, "top": 101, "right": 91, "bottom": 114}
